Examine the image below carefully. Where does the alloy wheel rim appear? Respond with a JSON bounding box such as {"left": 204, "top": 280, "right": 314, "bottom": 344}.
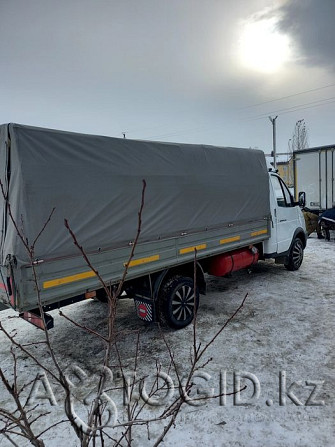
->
{"left": 293, "top": 242, "right": 303, "bottom": 267}
{"left": 172, "top": 285, "right": 195, "bottom": 321}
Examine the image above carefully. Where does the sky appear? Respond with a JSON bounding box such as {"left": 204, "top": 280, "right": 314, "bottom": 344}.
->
{"left": 1, "top": 0, "right": 334, "bottom": 154}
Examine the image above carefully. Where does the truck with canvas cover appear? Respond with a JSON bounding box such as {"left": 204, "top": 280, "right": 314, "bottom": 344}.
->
{"left": 0, "top": 124, "right": 307, "bottom": 329}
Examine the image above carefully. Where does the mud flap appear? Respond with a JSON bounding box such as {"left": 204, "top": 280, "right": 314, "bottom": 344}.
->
{"left": 134, "top": 297, "right": 155, "bottom": 323}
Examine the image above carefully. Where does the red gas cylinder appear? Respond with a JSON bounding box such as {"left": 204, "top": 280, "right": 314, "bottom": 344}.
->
{"left": 208, "top": 246, "right": 259, "bottom": 277}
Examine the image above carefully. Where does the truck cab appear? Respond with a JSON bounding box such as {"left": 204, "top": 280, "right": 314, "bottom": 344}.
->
{"left": 264, "top": 172, "right": 307, "bottom": 270}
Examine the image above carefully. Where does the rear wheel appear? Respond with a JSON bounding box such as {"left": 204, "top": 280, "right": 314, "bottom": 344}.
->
{"left": 95, "top": 288, "right": 108, "bottom": 302}
{"left": 320, "top": 221, "right": 331, "bottom": 241}
{"left": 157, "top": 276, "right": 199, "bottom": 329}
{"left": 285, "top": 238, "right": 304, "bottom": 271}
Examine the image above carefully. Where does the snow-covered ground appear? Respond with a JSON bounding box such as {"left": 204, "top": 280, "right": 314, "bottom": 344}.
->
{"left": 0, "top": 234, "right": 334, "bottom": 446}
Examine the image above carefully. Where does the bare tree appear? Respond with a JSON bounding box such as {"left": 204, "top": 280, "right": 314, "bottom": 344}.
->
{"left": 291, "top": 119, "right": 309, "bottom": 152}
{"left": 0, "top": 179, "right": 248, "bottom": 446}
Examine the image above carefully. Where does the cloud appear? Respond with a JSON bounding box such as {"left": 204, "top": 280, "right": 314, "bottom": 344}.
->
{"left": 276, "top": 0, "right": 335, "bottom": 70}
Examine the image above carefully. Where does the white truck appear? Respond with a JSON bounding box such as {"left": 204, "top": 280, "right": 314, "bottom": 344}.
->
{"left": 294, "top": 145, "right": 335, "bottom": 212}
{"left": 0, "top": 124, "right": 307, "bottom": 329}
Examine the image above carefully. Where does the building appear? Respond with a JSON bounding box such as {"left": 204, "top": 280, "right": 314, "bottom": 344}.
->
{"left": 265, "top": 154, "right": 294, "bottom": 187}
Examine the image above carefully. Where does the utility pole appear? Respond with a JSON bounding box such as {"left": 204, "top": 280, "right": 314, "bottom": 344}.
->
{"left": 287, "top": 138, "right": 293, "bottom": 187}
{"left": 268, "top": 116, "right": 278, "bottom": 169}
{"left": 296, "top": 119, "right": 304, "bottom": 151}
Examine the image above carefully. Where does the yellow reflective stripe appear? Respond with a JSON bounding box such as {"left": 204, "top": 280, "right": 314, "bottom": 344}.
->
{"left": 43, "top": 270, "right": 96, "bottom": 289}
{"left": 220, "top": 235, "right": 241, "bottom": 244}
{"left": 251, "top": 229, "right": 268, "bottom": 237}
{"left": 126, "top": 254, "right": 160, "bottom": 268}
{"left": 179, "top": 244, "right": 207, "bottom": 255}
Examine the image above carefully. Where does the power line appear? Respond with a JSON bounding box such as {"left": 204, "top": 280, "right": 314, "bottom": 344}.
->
{"left": 143, "top": 124, "right": 213, "bottom": 141}
{"left": 144, "top": 97, "right": 335, "bottom": 140}
{"left": 241, "top": 83, "right": 335, "bottom": 109}
{"left": 122, "top": 83, "right": 335, "bottom": 142}
{"left": 249, "top": 97, "right": 335, "bottom": 121}
{"left": 123, "top": 122, "right": 177, "bottom": 136}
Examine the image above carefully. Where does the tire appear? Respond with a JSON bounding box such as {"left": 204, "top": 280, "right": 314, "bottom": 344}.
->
{"left": 157, "top": 276, "right": 199, "bottom": 329}
{"left": 284, "top": 238, "right": 304, "bottom": 271}
{"left": 320, "top": 221, "right": 330, "bottom": 241}
{"left": 95, "top": 288, "right": 108, "bottom": 302}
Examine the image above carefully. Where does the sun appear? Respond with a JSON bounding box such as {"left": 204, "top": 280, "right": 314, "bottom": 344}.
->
{"left": 238, "top": 17, "right": 291, "bottom": 73}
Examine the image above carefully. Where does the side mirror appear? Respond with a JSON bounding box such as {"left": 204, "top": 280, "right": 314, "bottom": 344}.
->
{"left": 298, "top": 191, "right": 306, "bottom": 208}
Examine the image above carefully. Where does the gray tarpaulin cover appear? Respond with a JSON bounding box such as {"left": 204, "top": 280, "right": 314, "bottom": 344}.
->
{"left": 0, "top": 124, "right": 270, "bottom": 265}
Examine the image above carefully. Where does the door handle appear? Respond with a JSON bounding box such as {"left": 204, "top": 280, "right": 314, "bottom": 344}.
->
{"left": 279, "top": 219, "right": 287, "bottom": 222}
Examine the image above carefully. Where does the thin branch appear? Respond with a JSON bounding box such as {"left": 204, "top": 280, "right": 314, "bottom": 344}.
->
{"left": 0, "top": 323, "right": 59, "bottom": 383}
{"left": 2, "top": 432, "right": 20, "bottom": 447}
{"left": 36, "top": 419, "right": 69, "bottom": 438}
{"left": 59, "top": 311, "right": 108, "bottom": 342}
{"left": 0, "top": 181, "right": 29, "bottom": 252}
{"left": 193, "top": 248, "right": 198, "bottom": 361}
{"left": 31, "top": 207, "right": 56, "bottom": 249}
{"left": 197, "top": 293, "right": 249, "bottom": 362}
{"left": 115, "top": 179, "right": 147, "bottom": 297}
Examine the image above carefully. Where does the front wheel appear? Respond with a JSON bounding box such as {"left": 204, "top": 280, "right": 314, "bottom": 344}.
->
{"left": 285, "top": 238, "right": 304, "bottom": 271}
{"left": 157, "top": 276, "right": 199, "bottom": 329}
